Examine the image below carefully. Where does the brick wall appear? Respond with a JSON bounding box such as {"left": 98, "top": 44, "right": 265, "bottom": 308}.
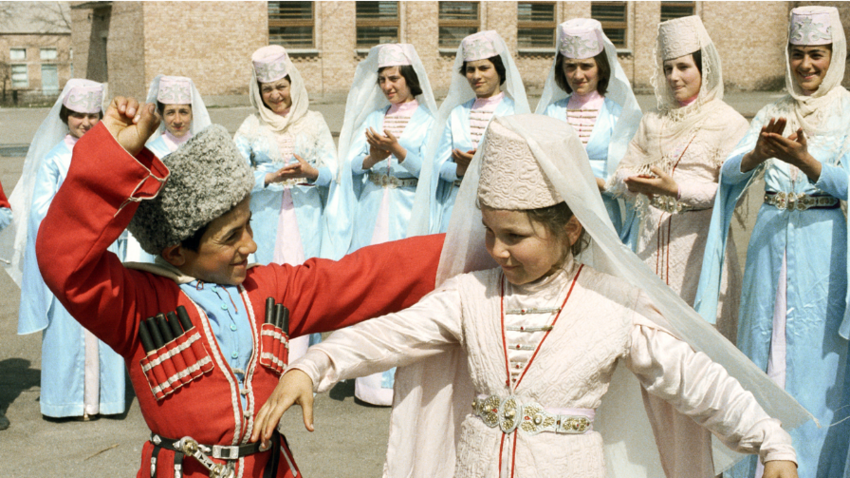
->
{"left": 106, "top": 2, "right": 145, "bottom": 99}
{"left": 0, "top": 34, "right": 71, "bottom": 104}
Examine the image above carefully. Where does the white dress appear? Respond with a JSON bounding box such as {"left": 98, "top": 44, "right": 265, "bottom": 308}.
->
{"left": 292, "top": 259, "right": 795, "bottom": 477}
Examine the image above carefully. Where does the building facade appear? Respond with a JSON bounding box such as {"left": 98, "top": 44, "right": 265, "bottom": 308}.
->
{"left": 0, "top": 2, "right": 72, "bottom": 105}
{"left": 69, "top": 1, "right": 850, "bottom": 102}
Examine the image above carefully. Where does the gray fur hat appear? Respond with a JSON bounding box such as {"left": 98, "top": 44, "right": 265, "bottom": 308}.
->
{"left": 128, "top": 124, "right": 254, "bottom": 254}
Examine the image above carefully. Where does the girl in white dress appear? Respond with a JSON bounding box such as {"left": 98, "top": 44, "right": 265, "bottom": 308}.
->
{"left": 252, "top": 114, "right": 808, "bottom": 478}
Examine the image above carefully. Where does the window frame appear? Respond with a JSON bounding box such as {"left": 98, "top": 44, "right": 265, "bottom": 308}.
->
{"left": 591, "top": 1, "right": 629, "bottom": 50}
{"left": 10, "top": 48, "right": 26, "bottom": 61}
{"left": 355, "top": 1, "right": 400, "bottom": 50}
{"left": 660, "top": 1, "right": 696, "bottom": 23}
{"left": 438, "top": 1, "right": 480, "bottom": 51}
{"left": 268, "top": 1, "right": 315, "bottom": 51}
{"left": 516, "top": 1, "right": 557, "bottom": 52}
{"left": 11, "top": 64, "right": 29, "bottom": 89}
{"left": 40, "top": 47, "right": 58, "bottom": 61}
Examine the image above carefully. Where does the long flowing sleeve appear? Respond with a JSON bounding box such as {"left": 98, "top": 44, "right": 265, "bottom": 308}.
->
{"left": 289, "top": 278, "right": 464, "bottom": 392}
{"left": 625, "top": 293, "right": 796, "bottom": 464}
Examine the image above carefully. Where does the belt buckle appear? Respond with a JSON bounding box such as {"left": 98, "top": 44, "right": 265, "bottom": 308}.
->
{"left": 212, "top": 444, "right": 239, "bottom": 460}
{"left": 498, "top": 396, "right": 521, "bottom": 434}
{"left": 776, "top": 191, "right": 788, "bottom": 210}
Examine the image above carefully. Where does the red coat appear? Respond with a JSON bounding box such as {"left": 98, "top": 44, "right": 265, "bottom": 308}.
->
{"left": 37, "top": 123, "right": 444, "bottom": 478}
{"left": 0, "top": 179, "right": 10, "bottom": 209}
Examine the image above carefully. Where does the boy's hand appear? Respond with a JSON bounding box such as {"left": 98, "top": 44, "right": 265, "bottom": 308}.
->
{"left": 102, "top": 96, "right": 160, "bottom": 156}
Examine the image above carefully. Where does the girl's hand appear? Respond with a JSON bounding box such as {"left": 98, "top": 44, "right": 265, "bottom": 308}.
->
{"left": 364, "top": 128, "right": 392, "bottom": 169}
{"left": 102, "top": 96, "right": 160, "bottom": 156}
{"left": 624, "top": 166, "right": 678, "bottom": 198}
{"left": 762, "top": 460, "right": 798, "bottom": 478}
{"left": 279, "top": 154, "right": 319, "bottom": 181}
{"left": 452, "top": 149, "right": 475, "bottom": 177}
{"left": 764, "top": 127, "right": 822, "bottom": 181}
{"left": 595, "top": 176, "right": 606, "bottom": 193}
{"left": 251, "top": 369, "right": 315, "bottom": 448}
{"left": 741, "top": 117, "right": 787, "bottom": 172}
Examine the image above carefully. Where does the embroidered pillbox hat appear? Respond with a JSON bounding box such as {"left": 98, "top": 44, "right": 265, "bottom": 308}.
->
{"left": 128, "top": 124, "right": 254, "bottom": 254}
{"left": 461, "top": 31, "right": 502, "bottom": 62}
{"left": 558, "top": 18, "right": 605, "bottom": 59}
{"left": 156, "top": 76, "right": 193, "bottom": 105}
{"left": 377, "top": 44, "right": 411, "bottom": 68}
{"left": 789, "top": 7, "right": 833, "bottom": 45}
{"left": 62, "top": 81, "right": 103, "bottom": 114}
{"left": 657, "top": 15, "right": 706, "bottom": 61}
{"left": 252, "top": 45, "right": 290, "bottom": 83}
{"left": 477, "top": 115, "right": 564, "bottom": 210}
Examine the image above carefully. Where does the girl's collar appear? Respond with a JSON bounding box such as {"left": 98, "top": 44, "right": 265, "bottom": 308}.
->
{"left": 164, "top": 130, "right": 192, "bottom": 146}
{"left": 387, "top": 98, "right": 419, "bottom": 116}
{"left": 473, "top": 91, "right": 505, "bottom": 109}
{"left": 567, "top": 90, "right": 604, "bottom": 109}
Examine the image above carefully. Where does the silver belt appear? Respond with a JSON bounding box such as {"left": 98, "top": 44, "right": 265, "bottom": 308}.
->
{"left": 368, "top": 172, "right": 418, "bottom": 188}
{"left": 280, "top": 178, "right": 313, "bottom": 188}
{"left": 472, "top": 395, "right": 594, "bottom": 436}
{"left": 764, "top": 191, "right": 839, "bottom": 211}
{"left": 650, "top": 195, "right": 693, "bottom": 214}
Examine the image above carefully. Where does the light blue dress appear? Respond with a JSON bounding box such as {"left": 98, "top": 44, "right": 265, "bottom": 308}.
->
{"left": 696, "top": 97, "right": 850, "bottom": 478}
{"left": 234, "top": 112, "right": 336, "bottom": 266}
{"left": 146, "top": 135, "right": 172, "bottom": 160}
{"left": 542, "top": 96, "right": 626, "bottom": 236}
{"left": 18, "top": 136, "right": 127, "bottom": 418}
{"left": 347, "top": 104, "right": 434, "bottom": 252}
{"left": 434, "top": 97, "right": 516, "bottom": 232}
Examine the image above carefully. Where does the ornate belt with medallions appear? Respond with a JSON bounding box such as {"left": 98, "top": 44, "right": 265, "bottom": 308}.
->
{"left": 472, "top": 394, "right": 595, "bottom": 436}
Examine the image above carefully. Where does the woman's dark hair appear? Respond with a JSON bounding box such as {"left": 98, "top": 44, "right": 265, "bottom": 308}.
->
{"left": 459, "top": 55, "right": 506, "bottom": 85}
{"left": 692, "top": 50, "right": 702, "bottom": 76}
{"left": 554, "top": 51, "right": 611, "bottom": 96}
{"left": 377, "top": 65, "right": 423, "bottom": 97}
{"left": 525, "top": 201, "right": 588, "bottom": 259}
{"left": 257, "top": 74, "right": 292, "bottom": 111}
{"left": 59, "top": 105, "right": 104, "bottom": 125}
{"left": 157, "top": 101, "right": 194, "bottom": 116}
{"left": 180, "top": 223, "right": 209, "bottom": 252}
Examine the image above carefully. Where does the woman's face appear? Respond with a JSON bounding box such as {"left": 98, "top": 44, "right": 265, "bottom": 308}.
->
{"left": 790, "top": 45, "right": 831, "bottom": 94}
{"left": 260, "top": 78, "right": 292, "bottom": 115}
{"left": 161, "top": 104, "right": 193, "bottom": 138}
{"left": 663, "top": 54, "right": 702, "bottom": 103}
{"left": 378, "top": 66, "right": 414, "bottom": 104}
{"left": 562, "top": 57, "right": 600, "bottom": 96}
{"left": 67, "top": 112, "right": 100, "bottom": 139}
{"left": 482, "top": 206, "right": 579, "bottom": 286}
{"left": 465, "top": 59, "right": 501, "bottom": 99}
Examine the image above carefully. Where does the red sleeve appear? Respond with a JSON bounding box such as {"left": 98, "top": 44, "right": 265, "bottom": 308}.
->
{"left": 0, "top": 180, "right": 10, "bottom": 209}
{"left": 247, "top": 233, "right": 445, "bottom": 338}
{"left": 36, "top": 123, "right": 171, "bottom": 357}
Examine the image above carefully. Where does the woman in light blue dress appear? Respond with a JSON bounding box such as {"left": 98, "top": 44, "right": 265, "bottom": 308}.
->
{"left": 16, "top": 80, "right": 127, "bottom": 419}
{"left": 696, "top": 7, "right": 850, "bottom": 478}
{"left": 234, "top": 45, "right": 335, "bottom": 360}
{"left": 536, "top": 18, "right": 641, "bottom": 238}
{"left": 408, "top": 31, "right": 530, "bottom": 235}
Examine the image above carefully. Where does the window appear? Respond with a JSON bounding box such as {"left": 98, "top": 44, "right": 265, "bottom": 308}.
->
{"left": 268, "top": 2, "right": 314, "bottom": 49}
{"left": 591, "top": 2, "right": 628, "bottom": 48}
{"left": 11, "top": 64, "right": 28, "bottom": 88}
{"left": 660, "top": 2, "right": 695, "bottom": 22}
{"left": 10, "top": 48, "right": 26, "bottom": 61}
{"left": 517, "top": 2, "right": 556, "bottom": 49}
{"left": 439, "top": 2, "right": 479, "bottom": 49}
{"left": 42, "top": 64, "right": 59, "bottom": 95}
{"left": 356, "top": 1, "right": 399, "bottom": 49}
{"left": 40, "top": 48, "right": 57, "bottom": 61}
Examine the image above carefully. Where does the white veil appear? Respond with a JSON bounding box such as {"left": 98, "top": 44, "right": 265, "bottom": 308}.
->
{"left": 322, "top": 44, "right": 437, "bottom": 259}
{"left": 143, "top": 74, "right": 212, "bottom": 143}
{"left": 0, "top": 79, "right": 104, "bottom": 285}
{"left": 385, "top": 114, "right": 812, "bottom": 477}
{"left": 407, "top": 31, "right": 530, "bottom": 236}
{"left": 534, "top": 18, "right": 642, "bottom": 178}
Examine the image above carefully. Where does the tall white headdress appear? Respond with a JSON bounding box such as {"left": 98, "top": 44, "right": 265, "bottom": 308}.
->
{"left": 408, "top": 31, "right": 530, "bottom": 236}
{"left": 535, "top": 18, "right": 642, "bottom": 178}
{"left": 144, "top": 75, "right": 212, "bottom": 142}
{"left": 0, "top": 79, "right": 106, "bottom": 285}
{"left": 387, "top": 114, "right": 813, "bottom": 476}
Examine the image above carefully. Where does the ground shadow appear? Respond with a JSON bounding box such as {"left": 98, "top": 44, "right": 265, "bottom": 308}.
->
{"left": 0, "top": 358, "right": 40, "bottom": 414}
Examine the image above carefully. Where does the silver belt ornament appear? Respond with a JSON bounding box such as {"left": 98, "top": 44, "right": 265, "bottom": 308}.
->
{"left": 650, "top": 195, "right": 692, "bottom": 214}
{"left": 368, "top": 172, "right": 418, "bottom": 188}
{"left": 175, "top": 436, "right": 239, "bottom": 478}
{"left": 764, "top": 192, "right": 838, "bottom": 211}
{"left": 472, "top": 395, "right": 593, "bottom": 436}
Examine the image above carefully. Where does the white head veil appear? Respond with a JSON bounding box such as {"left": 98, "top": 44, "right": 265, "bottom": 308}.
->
{"left": 144, "top": 75, "right": 211, "bottom": 143}
{"left": 249, "top": 45, "right": 310, "bottom": 134}
{"left": 387, "top": 114, "right": 811, "bottom": 477}
{"left": 535, "top": 18, "right": 642, "bottom": 178}
{"left": 0, "top": 79, "right": 105, "bottom": 285}
{"left": 321, "top": 44, "right": 437, "bottom": 259}
{"left": 408, "top": 31, "right": 530, "bottom": 236}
